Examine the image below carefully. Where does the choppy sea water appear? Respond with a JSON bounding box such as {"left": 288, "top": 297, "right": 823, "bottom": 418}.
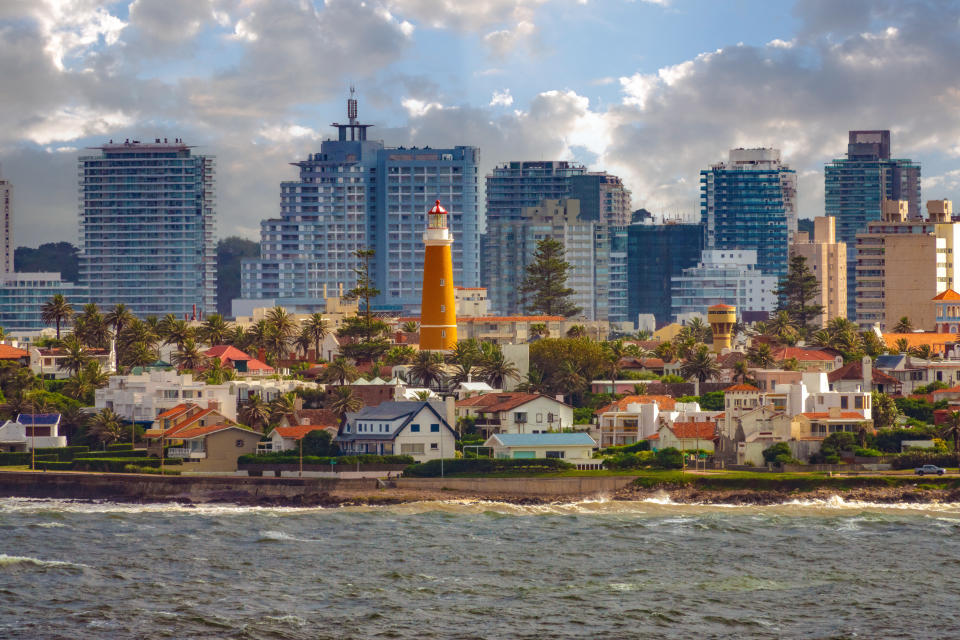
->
{"left": 2, "top": 496, "right": 960, "bottom": 639}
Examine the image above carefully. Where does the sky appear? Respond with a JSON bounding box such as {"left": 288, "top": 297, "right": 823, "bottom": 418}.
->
{"left": 1, "top": 0, "right": 960, "bottom": 246}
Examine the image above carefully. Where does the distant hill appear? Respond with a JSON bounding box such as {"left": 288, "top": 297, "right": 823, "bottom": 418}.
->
{"left": 217, "top": 236, "right": 259, "bottom": 317}
{"left": 15, "top": 242, "right": 80, "bottom": 282}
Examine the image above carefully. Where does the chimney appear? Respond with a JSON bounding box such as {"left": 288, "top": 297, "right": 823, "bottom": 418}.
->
{"left": 207, "top": 399, "right": 221, "bottom": 412}
{"left": 828, "top": 406, "right": 841, "bottom": 418}
{"left": 862, "top": 356, "right": 872, "bottom": 391}
{"left": 258, "top": 347, "right": 267, "bottom": 362}
{"left": 444, "top": 396, "right": 456, "bottom": 432}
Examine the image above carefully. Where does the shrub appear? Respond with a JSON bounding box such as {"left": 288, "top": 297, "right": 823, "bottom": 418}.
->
{"left": 33, "top": 446, "right": 90, "bottom": 461}
{"left": 403, "top": 457, "right": 573, "bottom": 477}
{"left": 698, "top": 391, "right": 725, "bottom": 411}
{"left": 660, "top": 374, "right": 685, "bottom": 384}
{"left": 107, "top": 443, "right": 135, "bottom": 451}
{"left": 0, "top": 452, "right": 58, "bottom": 466}
{"left": 122, "top": 464, "right": 181, "bottom": 475}
{"left": 600, "top": 441, "right": 650, "bottom": 455}
{"left": 71, "top": 457, "right": 181, "bottom": 473}
{"left": 237, "top": 453, "right": 415, "bottom": 466}
{"left": 762, "top": 442, "right": 793, "bottom": 464}
{"left": 36, "top": 461, "right": 74, "bottom": 471}
{"left": 573, "top": 407, "right": 594, "bottom": 424}
{"left": 75, "top": 450, "right": 147, "bottom": 459}
{"left": 603, "top": 451, "right": 655, "bottom": 470}
{"left": 654, "top": 447, "right": 683, "bottom": 469}
{"left": 853, "top": 447, "right": 883, "bottom": 457}
{"left": 890, "top": 451, "right": 960, "bottom": 470}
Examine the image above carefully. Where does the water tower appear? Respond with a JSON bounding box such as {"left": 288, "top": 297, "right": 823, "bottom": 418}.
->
{"left": 708, "top": 304, "right": 736, "bottom": 354}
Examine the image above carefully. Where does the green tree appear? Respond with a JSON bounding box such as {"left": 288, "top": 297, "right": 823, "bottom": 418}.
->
{"left": 323, "top": 357, "right": 359, "bottom": 385}
{"left": 409, "top": 350, "right": 445, "bottom": 389}
{"left": 679, "top": 344, "right": 721, "bottom": 386}
{"left": 239, "top": 394, "right": 270, "bottom": 431}
{"left": 327, "top": 386, "right": 362, "bottom": 418}
{"left": 303, "top": 313, "right": 329, "bottom": 360}
{"left": 478, "top": 348, "right": 520, "bottom": 389}
{"left": 200, "top": 313, "right": 232, "bottom": 346}
{"left": 172, "top": 338, "right": 206, "bottom": 372}
{"left": 774, "top": 254, "right": 824, "bottom": 331}
{"left": 746, "top": 343, "right": 775, "bottom": 368}
{"left": 872, "top": 391, "right": 901, "bottom": 430}
{"left": 938, "top": 411, "right": 960, "bottom": 454}
{"left": 892, "top": 316, "right": 913, "bottom": 333}
{"left": 566, "top": 324, "right": 587, "bottom": 339}
{"left": 384, "top": 345, "right": 416, "bottom": 366}
{"left": 518, "top": 237, "right": 582, "bottom": 317}
{"left": 339, "top": 248, "right": 391, "bottom": 361}
{"left": 41, "top": 294, "right": 74, "bottom": 340}
{"left": 302, "top": 429, "right": 339, "bottom": 456}
{"left": 88, "top": 408, "right": 125, "bottom": 445}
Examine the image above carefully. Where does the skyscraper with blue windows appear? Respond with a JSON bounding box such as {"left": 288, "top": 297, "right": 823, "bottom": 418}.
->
{"left": 700, "top": 148, "right": 797, "bottom": 283}
{"left": 79, "top": 139, "right": 216, "bottom": 319}
{"left": 825, "top": 130, "right": 921, "bottom": 321}
{"left": 240, "top": 94, "right": 480, "bottom": 313}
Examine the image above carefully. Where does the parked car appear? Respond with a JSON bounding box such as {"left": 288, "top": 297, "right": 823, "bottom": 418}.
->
{"left": 915, "top": 464, "right": 946, "bottom": 476}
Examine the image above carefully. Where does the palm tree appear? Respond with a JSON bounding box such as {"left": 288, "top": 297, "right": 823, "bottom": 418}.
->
{"left": 327, "top": 386, "right": 362, "bottom": 419}
{"left": 448, "top": 340, "right": 481, "bottom": 367}
{"left": 268, "top": 392, "right": 298, "bottom": 426}
{"left": 74, "top": 303, "right": 110, "bottom": 349}
{"left": 680, "top": 345, "right": 721, "bottom": 385}
{"left": 551, "top": 361, "right": 586, "bottom": 402}
{"left": 303, "top": 313, "right": 329, "bottom": 360}
{"left": 766, "top": 310, "right": 799, "bottom": 345}
{"left": 88, "top": 408, "right": 125, "bottom": 445}
{"left": 733, "top": 359, "right": 751, "bottom": 384}
{"left": 747, "top": 343, "right": 776, "bottom": 368}
{"left": 566, "top": 324, "right": 587, "bottom": 339}
{"left": 172, "top": 338, "right": 206, "bottom": 371}
{"left": 239, "top": 394, "right": 270, "bottom": 431}
{"left": 247, "top": 320, "right": 272, "bottom": 353}
{"left": 413, "top": 390, "right": 432, "bottom": 401}
{"left": 161, "top": 317, "right": 193, "bottom": 349}
{"left": 409, "top": 350, "right": 445, "bottom": 389}
{"left": 323, "top": 357, "right": 359, "bottom": 385}
{"left": 401, "top": 320, "right": 418, "bottom": 334}
{"left": 516, "top": 367, "right": 548, "bottom": 393}
{"left": 910, "top": 344, "right": 935, "bottom": 361}
{"left": 893, "top": 316, "right": 914, "bottom": 333}
{"left": 604, "top": 339, "right": 629, "bottom": 382}
{"left": 105, "top": 304, "right": 136, "bottom": 365}
{"left": 384, "top": 345, "right": 416, "bottom": 365}
{"left": 940, "top": 411, "right": 960, "bottom": 454}
{"left": 293, "top": 328, "right": 313, "bottom": 359}
{"left": 41, "top": 294, "right": 74, "bottom": 340}
{"left": 125, "top": 342, "right": 159, "bottom": 369}
{"left": 529, "top": 323, "right": 548, "bottom": 339}
{"left": 894, "top": 338, "right": 910, "bottom": 354}
{"left": 686, "top": 317, "right": 713, "bottom": 343}
{"left": 58, "top": 405, "right": 88, "bottom": 443}
{"left": 265, "top": 306, "right": 297, "bottom": 360}
{"left": 200, "top": 313, "right": 231, "bottom": 346}
{"left": 225, "top": 325, "right": 250, "bottom": 351}
{"left": 204, "top": 358, "right": 235, "bottom": 385}
{"left": 57, "top": 335, "right": 91, "bottom": 377}
{"left": 478, "top": 350, "right": 520, "bottom": 389}
{"left": 64, "top": 361, "right": 109, "bottom": 401}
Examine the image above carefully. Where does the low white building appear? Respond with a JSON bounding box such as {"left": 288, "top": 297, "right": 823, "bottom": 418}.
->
{"left": 31, "top": 343, "right": 116, "bottom": 380}
{"left": 596, "top": 395, "right": 710, "bottom": 447}
{"left": 671, "top": 250, "right": 778, "bottom": 320}
{"left": 0, "top": 414, "right": 67, "bottom": 451}
{"left": 266, "top": 425, "right": 338, "bottom": 453}
{"left": 336, "top": 400, "right": 456, "bottom": 463}
{"left": 230, "top": 379, "right": 320, "bottom": 404}
{"left": 455, "top": 393, "right": 573, "bottom": 437}
{"left": 95, "top": 370, "right": 236, "bottom": 423}
{"left": 484, "top": 433, "right": 598, "bottom": 468}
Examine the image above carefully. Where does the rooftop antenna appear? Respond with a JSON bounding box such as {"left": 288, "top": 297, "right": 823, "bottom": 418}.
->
{"left": 348, "top": 85, "right": 358, "bottom": 125}
{"left": 332, "top": 85, "right": 372, "bottom": 142}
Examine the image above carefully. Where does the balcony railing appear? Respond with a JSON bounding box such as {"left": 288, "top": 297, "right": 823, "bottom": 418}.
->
{"left": 167, "top": 448, "right": 206, "bottom": 459}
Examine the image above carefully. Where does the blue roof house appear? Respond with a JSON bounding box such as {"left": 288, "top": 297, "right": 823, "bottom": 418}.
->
{"left": 483, "top": 432, "right": 598, "bottom": 468}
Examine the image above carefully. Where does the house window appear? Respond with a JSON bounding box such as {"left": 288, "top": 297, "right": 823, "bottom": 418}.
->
{"left": 441, "top": 330, "right": 446, "bottom": 338}
{"left": 818, "top": 396, "right": 824, "bottom": 405}
{"left": 840, "top": 396, "right": 848, "bottom": 409}
{"left": 430, "top": 424, "right": 440, "bottom": 432}
{"left": 411, "top": 424, "right": 420, "bottom": 432}
{"left": 855, "top": 396, "right": 864, "bottom": 409}
{"left": 430, "top": 442, "right": 438, "bottom": 450}
{"left": 546, "top": 451, "right": 565, "bottom": 459}
{"left": 536, "top": 413, "right": 543, "bottom": 422}
{"left": 439, "top": 279, "right": 445, "bottom": 286}
{"left": 401, "top": 443, "right": 425, "bottom": 454}
{"left": 514, "top": 412, "right": 527, "bottom": 423}
{"left": 440, "top": 305, "right": 445, "bottom": 313}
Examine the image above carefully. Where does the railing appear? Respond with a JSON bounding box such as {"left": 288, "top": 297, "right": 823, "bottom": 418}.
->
{"left": 167, "top": 448, "right": 206, "bottom": 459}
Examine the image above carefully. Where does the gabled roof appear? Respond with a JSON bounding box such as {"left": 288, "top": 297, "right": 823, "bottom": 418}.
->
{"left": 348, "top": 400, "right": 440, "bottom": 421}
{"left": 827, "top": 361, "right": 901, "bottom": 385}
{"left": 932, "top": 385, "right": 960, "bottom": 395}
{"left": 455, "top": 393, "right": 563, "bottom": 413}
{"left": 176, "top": 424, "right": 255, "bottom": 440}
{"left": 664, "top": 421, "right": 717, "bottom": 440}
{"left": 15, "top": 413, "right": 60, "bottom": 425}
{"left": 273, "top": 425, "right": 328, "bottom": 440}
{"left": 596, "top": 394, "right": 677, "bottom": 414}
{"left": 486, "top": 433, "right": 596, "bottom": 447}
{"left": 0, "top": 344, "right": 28, "bottom": 359}
{"left": 770, "top": 347, "right": 835, "bottom": 362}
{"left": 932, "top": 289, "right": 960, "bottom": 301}
{"left": 205, "top": 345, "right": 252, "bottom": 360}
{"left": 156, "top": 404, "right": 190, "bottom": 419}
{"left": 291, "top": 409, "right": 339, "bottom": 426}
{"left": 725, "top": 383, "right": 760, "bottom": 392}
{"left": 874, "top": 354, "right": 906, "bottom": 369}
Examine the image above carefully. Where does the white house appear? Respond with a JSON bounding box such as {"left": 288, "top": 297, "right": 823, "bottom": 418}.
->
{"left": 0, "top": 413, "right": 67, "bottom": 451}
{"left": 230, "top": 378, "right": 320, "bottom": 404}
{"left": 266, "top": 425, "right": 339, "bottom": 453}
{"left": 31, "top": 343, "right": 116, "bottom": 380}
{"left": 483, "top": 433, "right": 599, "bottom": 468}
{"left": 455, "top": 393, "right": 573, "bottom": 436}
{"left": 95, "top": 370, "right": 236, "bottom": 423}
{"left": 336, "top": 400, "right": 456, "bottom": 463}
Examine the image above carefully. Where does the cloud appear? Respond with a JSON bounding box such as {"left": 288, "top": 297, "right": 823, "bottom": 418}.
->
{"left": 489, "top": 89, "right": 513, "bottom": 107}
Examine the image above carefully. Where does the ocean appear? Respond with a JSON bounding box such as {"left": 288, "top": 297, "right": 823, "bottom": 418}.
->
{"left": 1, "top": 496, "right": 958, "bottom": 639}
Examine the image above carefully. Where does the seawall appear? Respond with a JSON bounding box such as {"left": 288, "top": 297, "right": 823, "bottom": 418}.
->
{"left": 393, "top": 476, "right": 638, "bottom": 497}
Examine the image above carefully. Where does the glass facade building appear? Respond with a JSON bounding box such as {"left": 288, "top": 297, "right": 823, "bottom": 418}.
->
{"left": 825, "top": 130, "right": 921, "bottom": 321}
{"left": 627, "top": 221, "right": 704, "bottom": 327}
{"left": 671, "top": 250, "right": 777, "bottom": 321}
{"left": 241, "top": 100, "right": 480, "bottom": 313}
{"left": 78, "top": 140, "right": 216, "bottom": 319}
{"left": 701, "top": 148, "right": 796, "bottom": 283}
{"left": 0, "top": 273, "right": 87, "bottom": 331}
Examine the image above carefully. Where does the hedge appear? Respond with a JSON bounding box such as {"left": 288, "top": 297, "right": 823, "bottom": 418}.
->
{"left": 107, "top": 443, "right": 135, "bottom": 451}
{"left": 36, "top": 461, "right": 74, "bottom": 471}
{"left": 0, "top": 452, "right": 59, "bottom": 466}
{"left": 238, "top": 453, "right": 415, "bottom": 466}
{"left": 123, "top": 464, "right": 181, "bottom": 476}
{"left": 403, "top": 457, "right": 573, "bottom": 477}
{"left": 75, "top": 450, "right": 147, "bottom": 459}
{"left": 890, "top": 451, "right": 960, "bottom": 470}
{"left": 33, "top": 446, "right": 90, "bottom": 461}
{"left": 70, "top": 457, "right": 182, "bottom": 473}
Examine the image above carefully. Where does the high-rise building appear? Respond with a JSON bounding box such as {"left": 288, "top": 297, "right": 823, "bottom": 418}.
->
{"left": 419, "top": 200, "right": 457, "bottom": 351}
{"left": 854, "top": 199, "right": 959, "bottom": 331}
{"left": 671, "top": 250, "right": 777, "bottom": 322}
{"left": 483, "top": 161, "right": 631, "bottom": 313}
{"left": 825, "top": 130, "right": 921, "bottom": 320}
{"left": 701, "top": 148, "right": 797, "bottom": 281}
{"left": 0, "top": 272, "right": 86, "bottom": 331}
{"left": 241, "top": 95, "right": 480, "bottom": 313}
{"left": 0, "top": 165, "right": 12, "bottom": 273}
{"left": 790, "top": 216, "right": 847, "bottom": 328}
{"left": 79, "top": 139, "right": 216, "bottom": 319}
{"left": 626, "top": 220, "right": 704, "bottom": 327}
{"left": 485, "top": 198, "right": 624, "bottom": 321}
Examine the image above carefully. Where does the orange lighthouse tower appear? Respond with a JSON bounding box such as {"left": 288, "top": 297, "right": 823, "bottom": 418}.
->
{"left": 419, "top": 200, "right": 457, "bottom": 351}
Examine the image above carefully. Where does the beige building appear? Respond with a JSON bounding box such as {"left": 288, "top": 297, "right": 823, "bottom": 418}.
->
{"left": 855, "top": 199, "right": 959, "bottom": 331}
{"left": 791, "top": 216, "right": 846, "bottom": 327}
{"left": 231, "top": 294, "right": 359, "bottom": 332}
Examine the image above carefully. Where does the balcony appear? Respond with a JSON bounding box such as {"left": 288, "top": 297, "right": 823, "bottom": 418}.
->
{"left": 167, "top": 448, "right": 206, "bottom": 459}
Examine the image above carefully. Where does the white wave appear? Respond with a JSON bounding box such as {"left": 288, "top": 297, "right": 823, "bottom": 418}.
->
{"left": 0, "top": 497, "right": 328, "bottom": 516}
{"left": 0, "top": 554, "right": 86, "bottom": 569}
{"left": 258, "top": 530, "right": 323, "bottom": 543}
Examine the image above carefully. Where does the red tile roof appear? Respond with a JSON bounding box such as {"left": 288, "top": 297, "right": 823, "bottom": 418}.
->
{"left": 273, "top": 425, "right": 329, "bottom": 440}
{"left": 932, "top": 386, "right": 960, "bottom": 395}
{"left": 292, "top": 409, "right": 339, "bottom": 426}
{"left": 155, "top": 404, "right": 190, "bottom": 419}
{"left": 801, "top": 412, "right": 867, "bottom": 420}
{"left": 596, "top": 394, "right": 677, "bottom": 414}
{"left": 725, "top": 383, "right": 760, "bottom": 392}
{"left": 175, "top": 424, "right": 252, "bottom": 439}
{"left": 205, "top": 345, "right": 274, "bottom": 372}
{"left": 827, "top": 361, "right": 901, "bottom": 385}
{"left": 667, "top": 421, "right": 717, "bottom": 439}
{"left": 0, "top": 344, "right": 28, "bottom": 359}
{"left": 459, "top": 393, "right": 553, "bottom": 413}
{"left": 932, "top": 289, "right": 960, "bottom": 301}
{"left": 646, "top": 433, "right": 660, "bottom": 440}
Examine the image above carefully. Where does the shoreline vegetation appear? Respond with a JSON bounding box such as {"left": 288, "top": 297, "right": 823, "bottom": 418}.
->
{"left": 4, "top": 469, "right": 960, "bottom": 508}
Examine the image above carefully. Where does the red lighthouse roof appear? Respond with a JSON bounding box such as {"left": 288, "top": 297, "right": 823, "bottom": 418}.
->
{"left": 430, "top": 200, "right": 447, "bottom": 214}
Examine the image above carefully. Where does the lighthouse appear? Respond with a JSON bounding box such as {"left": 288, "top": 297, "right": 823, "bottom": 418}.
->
{"left": 419, "top": 200, "right": 457, "bottom": 351}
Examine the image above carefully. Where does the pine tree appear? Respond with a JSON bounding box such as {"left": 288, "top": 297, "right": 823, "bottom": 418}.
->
{"left": 339, "top": 249, "right": 390, "bottom": 361}
{"left": 774, "top": 254, "right": 824, "bottom": 331}
{"left": 519, "top": 238, "right": 582, "bottom": 317}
